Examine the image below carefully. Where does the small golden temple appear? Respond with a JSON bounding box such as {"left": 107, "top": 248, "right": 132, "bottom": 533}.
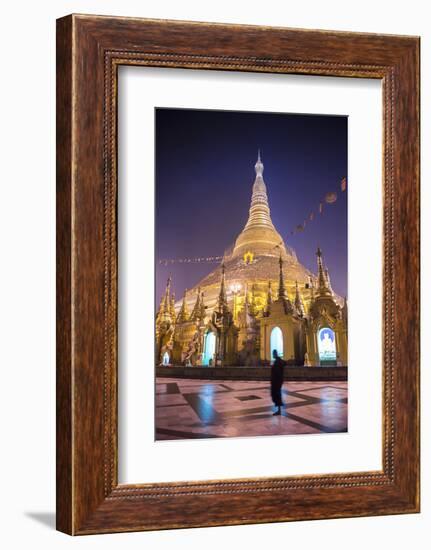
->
{"left": 156, "top": 153, "right": 348, "bottom": 367}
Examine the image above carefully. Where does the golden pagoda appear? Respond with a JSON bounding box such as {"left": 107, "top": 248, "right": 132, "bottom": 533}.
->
{"left": 155, "top": 152, "right": 347, "bottom": 368}
{"left": 178, "top": 151, "right": 324, "bottom": 320}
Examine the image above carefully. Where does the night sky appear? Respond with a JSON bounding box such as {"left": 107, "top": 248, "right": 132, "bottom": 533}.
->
{"left": 155, "top": 108, "right": 347, "bottom": 303}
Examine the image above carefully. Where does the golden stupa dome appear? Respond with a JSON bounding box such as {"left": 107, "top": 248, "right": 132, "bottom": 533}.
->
{"left": 179, "top": 152, "right": 318, "bottom": 318}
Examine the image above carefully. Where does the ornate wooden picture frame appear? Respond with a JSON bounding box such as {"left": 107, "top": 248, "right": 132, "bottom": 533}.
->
{"left": 56, "top": 14, "right": 420, "bottom": 535}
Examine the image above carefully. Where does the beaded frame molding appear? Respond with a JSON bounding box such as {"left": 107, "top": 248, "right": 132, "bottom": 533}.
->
{"left": 56, "top": 14, "right": 420, "bottom": 535}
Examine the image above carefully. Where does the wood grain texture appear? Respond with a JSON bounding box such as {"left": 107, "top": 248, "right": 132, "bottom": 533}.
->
{"left": 56, "top": 14, "right": 420, "bottom": 535}
{"left": 56, "top": 15, "right": 73, "bottom": 535}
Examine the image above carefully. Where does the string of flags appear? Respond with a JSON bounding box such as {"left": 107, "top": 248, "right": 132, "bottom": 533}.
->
{"left": 158, "top": 255, "right": 224, "bottom": 267}
{"left": 158, "top": 176, "right": 347, "bottom": 265}
{"left": 288, "top": 176, "right": 347, "bottom": 236}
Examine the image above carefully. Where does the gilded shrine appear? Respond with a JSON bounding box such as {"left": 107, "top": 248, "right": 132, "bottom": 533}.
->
{"left": 155, "top": 153, "right": 348, "bottom": 367}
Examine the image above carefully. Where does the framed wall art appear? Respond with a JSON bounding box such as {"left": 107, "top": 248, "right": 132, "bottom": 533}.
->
{"left": 56, "top": 14, "right": 420, "bottom": 534}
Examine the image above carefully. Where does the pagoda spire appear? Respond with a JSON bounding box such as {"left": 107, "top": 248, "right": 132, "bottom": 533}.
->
{"left": 294, "top": 280, "right": 304, "bottom": 316}
{"left": 155, "top": 294, "right": 166, "bottom": 324}
{"left": 176, "top": 289, "right": 189, "bottom": 323}
{"left": 199, "top": 290, "right": 206, "bottom": 321}
{"left": 163, "top": 275, "right": 172, "bottom": 308}
{"left": 267, "top": 280, "right": 273, "bottom": 306}
{"left": 265, "top": 280, "right": 273, "bottom": 315}
{"left": 277, "top": 254, "right": 294, "bottom": 313}
{"left": 316, "top": 248, "right": 326, "bottom": 288}
{"left": 158, "top": 276, "right": 173, "bottom": 323}
{"left": 325, "top": 267, "right": 333, "bottom": 293}
{"left": 316, "top": 248, "right": 332, "bottom": 296}
{"left": 217, "top": 262, "right": 229, "bottom": 313}
{"left": 190, "top": 287, "right": 201, "bottom": 321}
{"left": 255, "top": 149, "right": 263, "bottom": 176}
{"left": 170, "top": 291, "right": 176, "bottom": 320}
{"left": 308, "top": 275, "right": 315, "bottom": 300}
{"left": 232, "top": 152, "right": 288, "bottom": 259}
{"left": 242, "top": 151, "right": 276, "bottom": 232}
{"left": 278, "top": 254, "right": 287, "bottom": 300}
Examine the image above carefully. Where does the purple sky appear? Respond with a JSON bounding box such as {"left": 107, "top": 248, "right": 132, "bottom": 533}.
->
{"left": 155, "top": 108, "right": 347, "bottom": 303}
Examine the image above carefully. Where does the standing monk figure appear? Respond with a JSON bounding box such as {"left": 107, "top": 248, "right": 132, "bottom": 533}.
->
{"left": 271, "top": 349, "right": 286, "bottom": 415}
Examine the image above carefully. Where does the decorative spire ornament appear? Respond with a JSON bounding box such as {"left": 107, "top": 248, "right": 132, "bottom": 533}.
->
{"left": 161, "top": 275, "right": 171, "bottom": 313}
{"left": 316, "top": 247, "right": 332, "bottom": 296}
{"left": 199, "top": 291, "right": 206, "bottom": 321}
{"left": 232, "top": 152, "right": 289, "bottom": 259}
{"left": 308, "top": 275, "right": 315, "bottom": 300}
{"left": 190, "top": 287, "right": 201, "bottom": 321}
{"left": 170, "top": 291, "right": 176, "bottom": 320}
{"left": 315, "top": 248, "right": 335, "bottom": 299}
{"left": 155, "top": 294, "right": 166, "bottom": 325}
{"left": 324, "top": 268, "right": 333, "bottom": 293}
{"left": 294, "top": 280, "right": 304, "bottom": 316}
{"left": 278, "top": 254, "right": 287, "bottom": 300}
{"left": 316, "top": 248, "right": 326, "bottom": 289}
{"left": 176, "top": 289, "right": 189, "bottom": 323}
{"left": 242, "top": 150, "right": 275, "bottom": 232}
{"left": 158, "top": 275, "right": 172, "bottom": 323}
{"left": 276, "top": 254, "right": 293, "bottom": 314}
{"left": 249, "top": 283, "right": 259, "bottom": 316}
{"left": 266, "top": 280, "right": 273, "bottom": 314}
{"left": 217, "top": 262, "right": 229, "bottom": 314}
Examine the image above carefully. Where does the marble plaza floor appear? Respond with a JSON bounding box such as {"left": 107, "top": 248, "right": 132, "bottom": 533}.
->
{"left": 155, "top": 378, "right": 348, "bottom": 440}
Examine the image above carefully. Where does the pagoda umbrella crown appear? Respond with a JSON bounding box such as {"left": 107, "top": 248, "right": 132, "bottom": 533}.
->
{"left": 232, "top": 152, "right": 291, "bottom": 260}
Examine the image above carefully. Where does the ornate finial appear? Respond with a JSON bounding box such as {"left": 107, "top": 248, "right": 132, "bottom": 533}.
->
{"left": 155, "top": 293, "right": 166, "bottom": 321}
{"left": 316, "top": 247, "right": 326, "bottom": 288}
{"left": 232, "top": 149, "right": 290, "bottom": 259}
{"left": 190, "top": 287, "right": 201, "bottom": 321}
{"left": 254, "top": 149, "right": 264, "bottom": 177}
{"left": 157, "top": 275, "right": 173, "bottom": 324}
{"left": 276, "top": 254, "right": 293, "bottom": 313}
{"left": 170, "top": 291, "right": 176, "bottom": 319}
{"left": 267, "top": 280, "right": 273, "bottom": 305}
{"left": 316, "top": 247, "right": 332, "bottom": 296}
{"left": 166, "top": 275, "right": 172, "bottom": 294}
{"left": 199, "top": 291, "right": 206, "bottom": 320}
{"left": 325, "top": 268, "right": 333, "bottom": 292}
{"left": 294, "top": 280, "right": 304, "bottom": 316}
{"left": 163, "top": 275, "right": 172, "bottom": 311}
{"left": 218, "top": 262, "right": 228, "bottom": 313}
{"left": 278, "top": 253, "right": 287, "bottom": 300}
{"left": 308, "top": 275, "right": 315, "bottom": 300}
{"left": 176, "top": 289, "right": 189, "bottom": 323}
{"left": 264, "top": 280, "right": 273, "bottom": 316}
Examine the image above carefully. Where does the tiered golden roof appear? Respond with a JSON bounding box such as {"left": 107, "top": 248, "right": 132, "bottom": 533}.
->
{"left": 177, "top": 153, "right": 335, "bottom": 319}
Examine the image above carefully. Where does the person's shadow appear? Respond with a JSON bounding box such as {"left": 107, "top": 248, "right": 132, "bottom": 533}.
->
{"left": 25, "top": 512, "right": 55, "bottom": 529}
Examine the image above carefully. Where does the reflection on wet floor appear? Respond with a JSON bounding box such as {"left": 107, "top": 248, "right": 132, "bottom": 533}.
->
{"left": 155, "top": 378, "right": 348, "bottom": 440}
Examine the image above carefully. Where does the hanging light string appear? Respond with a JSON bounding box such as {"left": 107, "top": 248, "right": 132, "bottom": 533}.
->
{"left": 158, "top": 255, "right": 224, "bottom": 266}
{"left": 158, "top": 177, "right": 347, "bottom": 265}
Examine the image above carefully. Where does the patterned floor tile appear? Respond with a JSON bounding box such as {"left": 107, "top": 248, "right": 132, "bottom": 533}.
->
{"left": 155, "top": 378, "right": 348, "bottom": 440}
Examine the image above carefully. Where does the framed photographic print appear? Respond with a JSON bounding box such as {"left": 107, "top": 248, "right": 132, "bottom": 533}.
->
{"left": 56, "top": 14, "right": 420, "bottom": 534}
